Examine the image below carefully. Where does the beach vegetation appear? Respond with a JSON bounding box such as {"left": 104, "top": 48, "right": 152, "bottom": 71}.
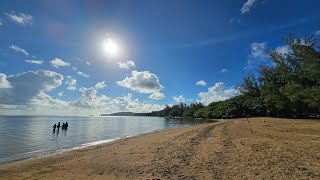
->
{"left": 157, "top": 34, "right": 320, "bottom": 118}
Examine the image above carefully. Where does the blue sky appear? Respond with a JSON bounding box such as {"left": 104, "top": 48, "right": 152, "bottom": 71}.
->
{"left": 0, "top": 0, "right": 319, "bottom": 115}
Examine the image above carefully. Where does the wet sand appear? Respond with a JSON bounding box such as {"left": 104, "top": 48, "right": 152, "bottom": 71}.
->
{"left": 0, "top": 117, "right": 319, "bottom": 179}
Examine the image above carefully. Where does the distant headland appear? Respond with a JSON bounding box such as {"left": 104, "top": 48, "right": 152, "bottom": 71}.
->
{"left": 100, "top": 112, "right": 158, "bottom": 117}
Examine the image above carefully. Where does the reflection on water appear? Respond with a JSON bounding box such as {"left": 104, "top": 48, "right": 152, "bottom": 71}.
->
{"left": 0, "top": 116, "right": 215, "bottom": 164}
{"left": 52, "top": 128, "right": 68, "bottom": 137}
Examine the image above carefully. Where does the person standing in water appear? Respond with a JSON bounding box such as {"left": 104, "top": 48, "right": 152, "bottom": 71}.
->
{"left": 53, "top": 123, "right": 56, "bottom": 131}
{"left": 57, "top": 122, "right": 61, "bottom": 130}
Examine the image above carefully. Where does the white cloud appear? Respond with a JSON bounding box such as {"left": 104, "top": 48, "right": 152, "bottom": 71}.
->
{"left": 0, "top": 95, "right": 71, "bottom": 116}
{"left": 198, "top": 82, "right": 240, "bottom": 105}
{"left": 72, "top": 67, "right": 77, "bottom": 71}
{"left": 240, "top": 0, "right": 257, "bottom": 14}
{"left": 72, "top": 87, "right": 119, "bottom": 109}
{"left": 73, "top": 88, "right": 163, "bottom": 113}
{"left": 0, "top": 73, "right": 11, "bottom": 88}
{"left": 245, "top": 42, "right": 268, "bottom": 69}
{"left": 66, "top": 86, "right": 76, "bottom": 90}
{"left": 0, "top": 71, "right": 164, "bottom": 115}
{"left": 73, "top": 87, "right": 109, "bottom": 108}
{"left": 86, "top": 61, "right": 91, "bottom": 66}
{"left": 0, "top": 70, "right": 63, "bottom": 105}
{"left": 275, "top": 45, "right": 291, "bottom": 55}
{"left": 122, "top": 94, "right": 164, "bottom": 113}
{"left": 50, "top": 58, "right": 70, "bottom": 68}
{"left": 9, "top": 45, "right": 29, "bottom": 56}
{"left": 173, "top": 95, "right": 185, "bottom": 103}
{"left": 250, "top": 42, "right": 267, "bottom": 59}
{"left": 315, "top": 30, "right": 320, "bottom": 36}
{"left": 77, "top": 71, "right": 89, "bottom": 78}
{"left": 30, "top": 92, "right": 70, "bottom": 112}
{"left": 65, "top": 78, "right": 77, "bottom": 90}
{"left": 95, "top": 81, "right": 106, "bottom": 89}
{"left": 220, "top": 68, "right": 228, "bottom": 73}
{"left": 117, "top": 60, "right": 135, "bottom": 69}
{"left": 25, "top": 60, "right": 44, "bottom": 65}
{"left": 196, "top": 80, "right": 207, "bottom": 86}
{"left": 5, "top": 11, "right": 33, "bottom": 25}
{"left": 117, "top": 70, "right": 164, "bottom": 94}
{"left": 58, "top": 91, "right": 64, "bottom": 97}
{"left": 0, "top": 18, "right": 3, "bottom": 26}
{"left": 66, "top": 79, "right": 76, "bottom": 86}
{"left": 228, "top": 17, "right": 241, "bottom": 24}
{"left": 149, "top": 92, "right": 165, "bottom": 100}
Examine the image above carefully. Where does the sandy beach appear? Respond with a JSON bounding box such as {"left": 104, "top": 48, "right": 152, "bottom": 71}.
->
{"left": 0, "top": 117, "right": 319, "bottom": 179}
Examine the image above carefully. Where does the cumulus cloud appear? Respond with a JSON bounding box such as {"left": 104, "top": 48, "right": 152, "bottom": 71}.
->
{"left": 196, "top": 80, "right": 207, "bottom": 86}
{"left": 122, "top": 94, "right": 164, "bottom": 113}
{"left": 0, "top": 70, "right": 63, "bottom": 105}
{"left": 73, "top": 88, "right": 163, "bottom": 113}
{"left": 77, "top": 71, "right": 89, "bottom": 78}
{"left": 50, "top": 58, "right": 70, "bottom": 68}
{"left": 73, "top": 87, "right": 108, "bottom": 108}
{"left": 31, "top": 92, "right": 69, "bottom": 109}
{"left": 240, "top": 0, "right": 257, "bottom": 14}
{"left": 0, "top": 71, "right": 165, "bottom": 115}
{"left": 117, "top": 60, "right": 135, "bottom": 69}
{"left": 149, "top": 92, "right": 165, "bottom": 100}
{"left": 9, "top": 45, "right": 29, "bottom": 56}
{"left": 65, "top": 78, "right": 77, "bottom": 90}
{"left": 117, "top": 70, "right": 164, "bottom": 94}
{"left": 25, "top": 59, "right": 44, "bottom": 65}
{"left": 220, "top": 68, "right": 228, "bottom": 73}
{"left": 0, "top": 73, "right": 11, "bottom": 88}
{"left": 198, "top": 82, "right": 240, "bottom": 105}
{"left": 71, "top": 87, "right": 112, "bottom": 108}
{"left": 86, "top": 61, "right": 91, "bottom": 66}
{"left": 0, "top": 78, "right": 164, "bottom": 115}
{"left": 95, "top": 81, "right": 106, "bottom": 89}
{"left": 173, "top": 95, "right": 185, "bottom": 103}
{"left": 5, "top": 11, "right": 33, "bottom": 25}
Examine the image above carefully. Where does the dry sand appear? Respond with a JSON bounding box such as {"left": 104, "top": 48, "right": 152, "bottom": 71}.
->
{"left": 0, "top": 117, "right": 319, "bottom": 179}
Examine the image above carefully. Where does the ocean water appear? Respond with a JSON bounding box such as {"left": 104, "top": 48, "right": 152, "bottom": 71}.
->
{"left": 0, "top": 116, "right": 214, "bottom": 164}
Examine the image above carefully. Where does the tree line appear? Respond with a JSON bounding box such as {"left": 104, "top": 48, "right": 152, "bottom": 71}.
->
{"left": 155, "top": 35, "right": 320, "bottom": 118}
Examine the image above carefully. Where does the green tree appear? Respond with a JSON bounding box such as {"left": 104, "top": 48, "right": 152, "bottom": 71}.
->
{"left": 169, "top": 109, "right": 181, "bottom": 117}
{"left": 156, "top": 34, "right": 320, "bottom": 119}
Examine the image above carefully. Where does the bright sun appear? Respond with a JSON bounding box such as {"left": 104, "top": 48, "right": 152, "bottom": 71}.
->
{"left": 102, "top": 38, "right": 119, "bottom": 56}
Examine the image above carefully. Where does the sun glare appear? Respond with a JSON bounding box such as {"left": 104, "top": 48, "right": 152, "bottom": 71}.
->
{"left": 103, "top": 38, "right": 119, "bottom": 56}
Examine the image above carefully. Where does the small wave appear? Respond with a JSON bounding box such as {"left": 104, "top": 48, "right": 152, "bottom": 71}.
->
{"left": 70, "top": 135, "right": 132, "bottom": 150}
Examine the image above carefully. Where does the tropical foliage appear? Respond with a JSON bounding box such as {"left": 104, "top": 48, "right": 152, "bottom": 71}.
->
{"left": 157, "top": 35, "right": 320, "bottom": 118}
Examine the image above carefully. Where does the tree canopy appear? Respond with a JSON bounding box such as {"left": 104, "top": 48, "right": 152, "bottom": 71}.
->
{"left": 156, "top": 34, "right": 320, "bottom": 119}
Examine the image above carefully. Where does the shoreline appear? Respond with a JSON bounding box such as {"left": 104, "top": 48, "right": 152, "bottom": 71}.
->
{"left": 0, "top": 123, "right": 212, "bottom": 167}
{"left": 0, "top": 120, "right": 218, "bottom": 166}
{"left": 1, "top": 118, "right": 319, "bottom": 179}
{"left": 0, "top": 136, "right": 124, "bottom": 166}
